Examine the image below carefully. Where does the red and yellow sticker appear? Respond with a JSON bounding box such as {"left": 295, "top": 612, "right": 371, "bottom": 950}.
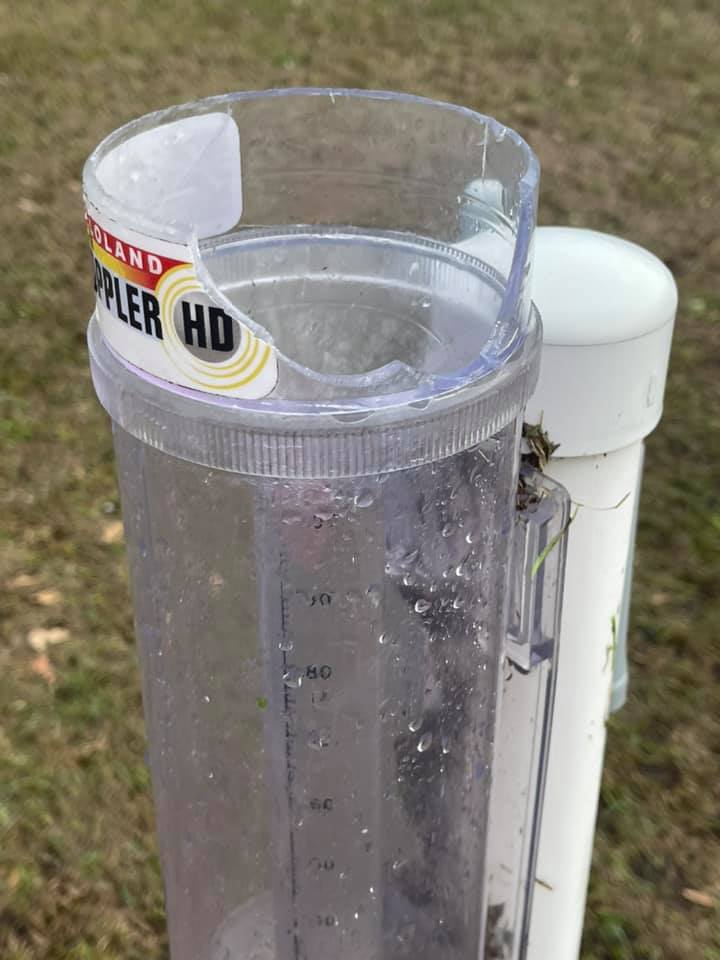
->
{"left": 85, "top": 208, "right": 277, "bottom": 398}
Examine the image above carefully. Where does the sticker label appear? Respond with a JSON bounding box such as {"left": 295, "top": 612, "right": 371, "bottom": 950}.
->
{"left": 85, "top": 208, "right": 278, "bottom": 398}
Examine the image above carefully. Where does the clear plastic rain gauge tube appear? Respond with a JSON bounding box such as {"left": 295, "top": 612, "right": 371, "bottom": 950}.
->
{"left": 84, "top": 89, "right": 569, "bottom": 960}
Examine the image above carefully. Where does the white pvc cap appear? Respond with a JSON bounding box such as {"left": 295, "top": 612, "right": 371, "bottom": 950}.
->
{"left": 525, "top": 227, "right": 677, "bottom": 456}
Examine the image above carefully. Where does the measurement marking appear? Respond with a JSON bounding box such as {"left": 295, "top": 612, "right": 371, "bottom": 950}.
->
{"left": 280, "top": 575, "right": 301, "bottom": 960}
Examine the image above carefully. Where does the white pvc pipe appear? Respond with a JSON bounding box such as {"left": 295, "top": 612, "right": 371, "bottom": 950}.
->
{"left": 523, "top": 228, "right": 676, "bottom": 960}
{"left": 456, "top": 225, "right": 675, "bottom": 959}
{"left": 526, "top": 443, "right": 644, "bottom": 958}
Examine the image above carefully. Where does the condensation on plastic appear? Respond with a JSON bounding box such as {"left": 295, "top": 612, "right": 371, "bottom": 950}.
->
{"left": 114, "top": 419, "right": 524, "bottom": 960}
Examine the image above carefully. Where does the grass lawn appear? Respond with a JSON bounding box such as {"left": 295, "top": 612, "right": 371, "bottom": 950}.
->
{"left": 1, "top": 1, "right": 718, "bottom": 957}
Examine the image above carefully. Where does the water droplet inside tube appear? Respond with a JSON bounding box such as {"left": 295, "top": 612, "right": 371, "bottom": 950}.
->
{"left": 417, "top": 732, "right": 433, "bottom": 752}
